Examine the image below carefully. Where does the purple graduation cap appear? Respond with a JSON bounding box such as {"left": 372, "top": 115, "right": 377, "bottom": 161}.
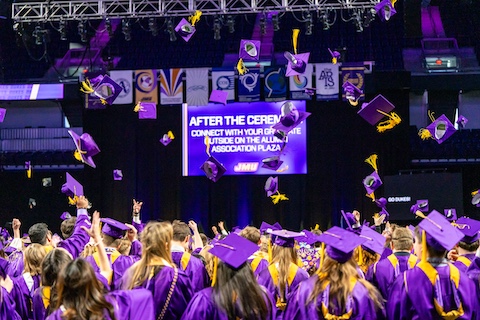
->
{"left": 328, "top": 48, "right": 341, "bottom": 64}
{"left": 92, "top": 75, "right": 123, "bottom": 105}
{"left": 160, "top": 131, "right": 174, "bottom": 146}
{"left": 113, "top": 169, "right": 123, "bottom": 181}
{"left": 68, "top": 130, "right": 100, "bottom": 168}
{"left": 410, "top": 199, "right": 429, "bottom": 214}
{"left": 443, "top": 208, "right": 457, "bottom": 222}
{"left": 138, "top": 102, "right": 157, "bottom": 120}
{"left": 375, "top": 0, "right": 397, "bottom": 22}
{"left": 299, "top": 230, "right": 319, "bottom": 245}
{"left": 456, "top": 115, "right": 468, "bottom": 128}
{"left": 318, "top": 226, "right": 366, "bottom": 263}
{"left": 363, "top": 171, "right": 383, "bottom": 194}
{"left": 455, "top": 216, "right": 480, "bottom": 244}
{"left": 418, "top": 210, "right": 464, "bottom": 251}
{"left": 261, "top": 156, "right": 284, "bottom": 171}
{"left": 209, "top": 233, "right": 259, "bottom": 268}
{"left": 357, "top": 94, "right": 395, "bottom": 126}
{"left": 272, "top": 101, "right": 311, "bottom": 134}
{"left": 342, "top": 82, "right": 363, "bottom": 106}
{"left": 0, "top": 108, "right": 6, "bottom": 123}
{"left": 472, "top": 190, "right": 480, "bottom": 207}
{"left": 175, "top": 18, "right": 196, "bottom": 42}
{"left": 360, "top": 225, "right": 386, "bottom": 255}
{"left": 425, "top": 114, "right": 457, "bottom": 144}
{"left": 209, "top": 90, "right": 228, "bottom": 105}
{"left": 200, "top": 156, "right": 226, "bottom": 182}
{"left": 260, "top": 221, "right": 282, "bottom": 234}
{"left": 375, "top": 197, "right": 387, "bottom": 209}
{"left": 239, "top": 39, "right": 261, "bottom": 61}
{"left": 100, "top": 218, "right": 129, "bottom": 239}
{"left": 284, "top": 51, "right": 310, "bottom": 77}
{"left": 61, "top": 173, "right": 84, "bottom": 198}
{"left": 60, "top": 212, "right": 72, "bottom": 220}
{"left": 268, "top": 229, "right": 305, "bottom": 247}
{"left": 264, "top": 176, "right": 278, "bottom": 197}
{"left": 341, "top": 210, "right": 360, "bottom": 232}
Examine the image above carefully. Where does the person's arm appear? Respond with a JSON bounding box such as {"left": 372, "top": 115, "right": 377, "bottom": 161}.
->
{"left": 9, "top": 219, "right": 23, "bottom": 251}
{"left": 189, "top": 220, "right": 203, "bottom": 250}
{"left": 218, "top": 221, "right": 229, "bottom": 236}
{"left": 212, "top": 226, "right": 219, "bottom": 237}
{"left": 131, "top": 199, "right": 144, "bottom": 234}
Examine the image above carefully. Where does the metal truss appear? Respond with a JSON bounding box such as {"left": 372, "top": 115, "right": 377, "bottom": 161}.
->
{"left": 12, "top": 0, "right": 380, "bottom": 22}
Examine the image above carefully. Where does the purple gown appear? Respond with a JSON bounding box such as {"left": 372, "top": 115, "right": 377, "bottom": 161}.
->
{"left": 10, "top": 273, "right": 41, "bottom": 319}
{"left": 129, "top": 239, "right": 143, "bottom": 257}
{"left": 124, "top": 264, "right": 194, "bottom": 319}
{"left": 180, "top": 286, "right": 277, "bottom": 320}
{"left": 248, "top": 254, "right": 269, "bottom": 278}
{"left": 56, "top": 209, "right": 91, "bottom": 259}
{"left": 453, "top": 253, "right": 475, "bottom": 274}
{"left": 1, "top": 287, "right": 22, "bottom": 320}
{"left": 6, "top": 250, "right": 24, "bottom": 278}
{"left": 284, "top": 274, "right": 385, "bottom": 320}
{"left": 171, "top": 251, "right": 210, "bottom": 292}
{"left": 387, "top": 263, "right": 478, "bottom": 320}
{"left": 45, "top": 289, "right": 155, "bottom": 320}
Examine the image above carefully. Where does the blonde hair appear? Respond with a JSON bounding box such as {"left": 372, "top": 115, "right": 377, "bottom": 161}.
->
{"left": 117, "top": 239, "right": 132, "bottom": 256}
{"left": 125, "top": 221, "right": 174, "bottom": 289}
{"left": 23, "top": 243, "right": 47, "bottom": 276}
{"left": 199, "top": 245, "right": 214, "bottom": 280}
{"left": 239, "top": 226, "right": 261, "bottom": 244}
{"left": 271, "top": 245, "right": 298, "bottom": 302}
{"left": 81, "top": 243, "right": 97, "bottom": 258}
{"left": 355, "top": 247, "right": 380, "bottom": 274}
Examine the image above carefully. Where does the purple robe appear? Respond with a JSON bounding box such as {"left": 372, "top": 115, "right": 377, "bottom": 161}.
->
{"left": 56, "top": 209, "right": 91, "bottom": 259}
{"left": 6, "top": 251, "right": 24, "bottom": 278}
{"left": 11, "top": 273, "right": 41, "bottom": 319}
{"left": 45, "top": 289, "right": 155, "bottom": 320}
{"left": 452, "top": 253, "right": 475, "bottom": 274}
{"left": 1, "top": 287, "right": 22, "bottom": 320}
{"left": 387, "top": 263, "right": 478, "bottom": 319}
{"left": 32, "top": 286, "right": 48, "bottom": 320}
{"left": 129, "top": 239, "right": 143, "bottom": 257}
{"left": 379, "top": 247, "right": 393, "bottom": 261}
{"left": 248, "top": 255, "right": 269, "bottom": 278}
{"left": 180, "top": 286, "right": 276, "bottom": 320}
{"left": 284, "top": 274, "right": 385, "bottom": 319}
{"left": 124, "top": 264, "right": 193, "bottom": 319}
{"left": 171, "top": 251, "right": 210, "bottom": 292}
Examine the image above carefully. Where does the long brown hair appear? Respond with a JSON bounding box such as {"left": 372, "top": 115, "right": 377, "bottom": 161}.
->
{"left": 55, "top": 259, "right": 116, "bottom": 320}
{"left": 355, "top": 247, "right": 380, "bottom": 274}
{"left": 309, "top": 256, "right": 383, "bottom": 316}
{"left": 271, "top": 245, "right": 298, "bottom": 301}
{"left": 23, "top": 243, "right": 47, "bottom": 276}
{"left": 125, "top": 221, "right": 174, "bottom": 289}
{"left": 213, "top": 261, "right": 270, "bottom": 320}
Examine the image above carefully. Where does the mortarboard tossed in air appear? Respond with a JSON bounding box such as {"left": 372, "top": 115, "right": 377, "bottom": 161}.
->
{"left": 239, "top": 39, "right": 261, "bottom": 62}
{"left": 113, "top": 169, "right": 123, "bottom": 181}
{"left": 68, "top": 130, "right": 100, "bottom": 168}
{"left": 209, "top": 90, "right": 228, "bottom": 105}
{"left": 375, "top": 0, "right": 397, "bottom": 22}
{"left": 134, "top": 102, "right": 157, "bottom": 120}
{"left": 80, "top": 75, "right": 123, "bottom": 105}
{"left": 201, "top": 156, "right": 226, "bottom": 182}
{"left": 175, "top": 11, "right": 201, "bottom": 42}
{"left": 318, "top": 226, "right": 367, "bottom": 263}
{"left": 360, "top": 225, "right": 386, "bottom": 255}
{"left": 374, "top": 197, "right": 390, "bottom": 219}
{"left": 418, "top": 111, "right": 457, "bottom": 144}
{"left": 42, "top": 178, "right": 52, "bottom": 187}
{"left": 264, "top": 176, "right": 288, "bottom": 204}
{"left": 28, "top": 198, "right": 36, "bottom": 209}
{"left": 472, "top": 189, "right": 480, "bottom": 207}
{"left": 0, "top": 108, "right": 6, "bottom": 123}
{"left": 272, "top": 101, "right": 311, "bottom": 134}
{"left": 363, "top": 154, "right": 382, "bottom": 200}
{"left": 328, "top": 48, "right": 341, "bottom": 64}
{"left": 341, "top": 210, "right": 360, "bottom": 232}
{"left": 456, "top": 115, "right": 468, "bottom": 128}
{"left": 209, "top": 233, "right": 259, "bottom": 270}
{"left": 100, "top": 218, "right": 129, "bottom": 239}
{"left": 61, "top": 172, "right": 84, "bottom": 205}
{"left": 25, "top": 161, "right": 32, "bottom": 179}
{"left": 410, "top": 199, "right": 429, "bottom": 214}
{"left": 342, "top": 82, "right": 362, "bottom": 107}
{"left": 268, "top": 229, "right": 305, "bottom": 248}
{"left": 160, "top": 131, "right": 175, "bottom": 146}
{"left": 284, "top": 29, "right": 310, "bottom": 77}
{"left": 454, "top": 216, "right": 480, "bottom": 244}
{"left": 259, "top": 221, "right": 282, "bottom": 234}
{"left": 357, "top": 94, "right": 401, "bottom": 133}
{"left": 443, "top": 208, "right": 457, "bottom": 222}
{"left": 60, "top": 212, "right": 72, "bottom": 221}
{"left": 261, "top": 156, "right": 284, "bottom": 171}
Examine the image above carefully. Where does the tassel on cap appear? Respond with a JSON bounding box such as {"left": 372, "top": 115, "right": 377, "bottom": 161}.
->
{"left": 80, "top": 78, "right": 95, "bottom": 94}
{"left": 365, "top": 154, "right": 379, "bottom": 172}
{"left": 376, "top": 112, "right": 402, "bottom": 133}
{"left": 292, "top": 29, "right": 300, "bottom": 55}
{"left": 204, "top": 135, "right": 211, "bottom": 157}
{"left": 236, "top": 58, "right": 248, "bottom": 75}
{"left": 211, "top": 256, "right": 218, "bottom": 286}
{"left": 188, "top": 10, "right": 202, "bottom": 27}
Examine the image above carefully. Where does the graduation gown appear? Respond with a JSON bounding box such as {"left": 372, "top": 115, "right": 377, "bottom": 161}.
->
{"left": 386, "top": 262, "right": 478, "bottom": 320}
{"left": 0, "top": 287, "right": 22, "bottom": 320}
{"left": 248, "top": 252, "right": 269, "bottom": 278}
{"left": 453, "top": 253, "right": 475, "bottom": 274}
{"left": 180, "top": 286, "right": 276, "bottom": 320}
{"left": 6, "top": 251, "right": 24, "bottom": 278}
{"left": 56, "top": 209, "right": 91, "bottom": 259}
{"left": 45, "top": 289, "right": 155, "bottom": 320}
{"left": 284, "top": 274, "right": 385, "bottom": 320}
{"left": 171, "top": 251, "right": 210, "bottom": 292}
{"left": 10, "top": 273, "right": 41, "bottom": 319}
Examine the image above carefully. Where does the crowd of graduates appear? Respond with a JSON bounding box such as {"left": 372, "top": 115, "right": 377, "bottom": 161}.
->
{"left": 1, "top": 196, "right": 480, "bottom": 319}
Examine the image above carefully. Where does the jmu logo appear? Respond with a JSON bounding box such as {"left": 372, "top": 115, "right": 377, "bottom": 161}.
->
{"left": 233, "top": 162, "right": 259, "bottom": 172}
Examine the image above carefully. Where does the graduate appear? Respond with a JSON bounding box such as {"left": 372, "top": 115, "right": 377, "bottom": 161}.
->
{"left": 123, "top": 221, "right": 193, "bottom": 320}
{"left": 357, "top": 225, "right": 386, "bottom": 275}
{"left": 386, "top": 211, "right": 478, "bottom": 320}
{"left": 171, "top": 220, "right": 210, "bottom": 291}
{"left": 257, "top": 229, "right": 309, "bottom": 317}
{"left": 181, "top": 233, "right": 276, "bottom": 320}
{"left": 0, "top": 257, "right": 22, "bottom": 320}
{"left": 239, "top": 226, "right": 269, "bottom": 277}
{"left": 284, "top": 226, "right": 385, "bottom": 319}
{"left": 449, "top": 217, "right": 480, "bottom": 273}
{"left": 367, "top": 227, "right": 417, "bottom": 300}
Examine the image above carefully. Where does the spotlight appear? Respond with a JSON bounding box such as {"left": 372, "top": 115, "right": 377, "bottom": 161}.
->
{"left": 122, "top": 19, "right": 131, "bottom": 41}
{"left": 260, "top": 15, "right": 266, "bottom": 35}
{"left": 12, "top": 22, "right": 23, "bottom": 46}
{"left": 319, "top": 11, "right": 330, "bottom": 30}
{"left": 213, "top": 16, "right": 222, "bottom": 40}
{"left": 59, "top": 20, "right": 68, "bottom": 41}
{"left": 363, "top": 8, "right": 376, "bottom": 27}
{"left": 105, "top": 18, "right": 113, "bottom": 38}
{"left": 272, "top": 14, "right": 280, "bottom": 31}
{"left": 304, "top": 11, "right": 313, "bottom": 35}
{"left": 148, "top": 18, "right": 158, "bottom": 37}
{"left": 167, "top": 19, "right": 176, "bottom": 41}
{"left": 33, "top": 25, "right": 43, "bottom": 45}
{"left": 78, "top": 20, "right": 87, "bottom": 43}
{"left": 352, "top": 11, "right": 363, "bottom": 32}
{"left": 226, "top": 15, "right": 235, "bottom": 33}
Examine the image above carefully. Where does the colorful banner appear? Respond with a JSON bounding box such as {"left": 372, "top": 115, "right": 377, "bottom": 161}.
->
{"left": 263, "top": 67, "right": 287, "bottom": 102}
{"left": 211, "top": 68, "right": 235, "bottom": 102}
{"left": 160, "top": 68, "right": 183, "bottom": 105}
{"left": 315, "top": 63, "right": 339, "bottom": 101}
{"left": 182, "top": 101, "right": 307, "bottom": 176}
{"left": 185, "top": 68, "right": 209, "bottom": 106}
{"left": 341, "top": 63, "right": 365, "bottom": 102}
{"left": 289, "top": 64, "right": 313, "bottom": 100}
{"left": 238, "top": 68, "right": 260, "bottom": 102}
{"left": 134, "top": 69, "right": 158, "bottom": 105}
{"left": 109, "top": 70, "right": 133, "bottom": 104}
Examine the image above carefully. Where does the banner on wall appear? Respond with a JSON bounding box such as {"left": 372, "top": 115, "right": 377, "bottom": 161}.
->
{"left": 160, "top": 68, "right": 184, "bottom": 105}
{"left": 289, "top": 64, "right": 313, "bottom": 100}
{"left": 134, "top": 69, "right": 158, "bottom": 105}
{"left": 185, "top": 68, "right": 209, "bottom": 106}
{"left": 341, "top": 63, "right": 365, "bottom": 102}
{"left": 314, "top": 63, "right": 339, "bottom": 101}
{"left": 211, "top": 68, "right": 235, "bottom": 102}
{"left": 263, "top": 67, "right": 287, "bottom": 102}
{"left": 238, "top": 68, "right": 260, "bottom": 102}
{"left": 109, "top": 70, "right": 133, "bottom": 104}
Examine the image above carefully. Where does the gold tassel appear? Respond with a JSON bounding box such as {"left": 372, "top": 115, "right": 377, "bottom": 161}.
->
{"left": 313, "top": 224, "right": 320, "bottom": 231}
{"left": 270, "top": 192, "right": 289, "bottom": 205}
{"left": 472, "top": 190, "right": 479, "bottom": 196}
{"left": 167, "top": 131, "right": 175, "bottom": 140}
{"left": 390, "top": 0, "right": 397, "bottom": 7}
{"left": 332, "top": 57, "right": 337, "bottom": 64}
{"left": 376, "top": 112, "right": 402, "bottom": 133}
{"left": 365, "top": 154, "right": 379, "bottom": 172}
{"left": 292, "top": 29, "right": 300, "bottom": 55}
{"left": 418, "top": 128, "right": 432, "bottom": 140}
{"left": 318, "top": 243, "right": 325, "bottom": 273}
{"left": 188, "top": 10, "right": 202, "bottom": 27}
{"left": 268, "top": 238, "right": 273, "bottom": 263}
{"left": 428, "top": 110, "right": 436, "bottom": 123}
{"left": 348, "top": 99, "right": 359, "bottom": 107}
{"left": 236, "top": 59, "right": 248, "bottom": 75}
{"left": 211, "top": 256, "right": 218, "bottom": 287}
{"left": 421, "top": 229, "right": 427, "bottom": 263}
{"left": 27, "top": 168, "right": 32, "bottom": 179}
{"left": 366, "top": 192, "right": 375, "bottom": 201}
{"left": 68, "top": 195, "right": 78, "bottom": 206}
{"left": 204, "top": 135, "right": 211, "bottom": 157}
{"left": 357, "top": 246, "right": 364, "bottom": 267}
{"left": 133, "top": 102, "right": 144, "bottom": 112}
{"left": 80, "top": 79, "right": 95, "bottom": 94}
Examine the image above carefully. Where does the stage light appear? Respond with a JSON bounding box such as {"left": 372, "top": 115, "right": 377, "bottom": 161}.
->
{"left": 352, "top": 11, "right": 363, "bottom": 32}
{"left": 363, "top": 8, "right": 376, "bottom": 27}
{"left": 59, "top": 20, "right": 68, "bottom": 41}
{"left": 260, "top": 15, "right": 266, "bottom": 35}
{"left": 226, "top": 15, "right": 235, "bottom": 33}
{"left": 319, "top": 10, "right": 330, "bottom": 30}
{"left": 167, "top": 19, "right": 176, "bottom": 41}
{"left": 78, "top": 20, "right": 87, "bottom": 43}
{"left": 148, "top": 18, "right": 158, "bottom": 36}
{"left": 272, "top": 14, "right": 280, "bottom": 31}
{"left": 122, "top": 19, "right": 131, "bottom": 41}
{"left": 213, "top": 16, "right": 222, "bottom": 40}
{"left": 33, "top": 25, "right": 43, "bottom": 45}
{"left": 304, "top": 11, "right": 313, "bottom": 35}
{"left": 105, "top": 18, "right": 113, "bottom": 38}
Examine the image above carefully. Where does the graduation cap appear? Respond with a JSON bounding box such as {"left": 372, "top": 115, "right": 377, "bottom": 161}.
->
{"left": 134, "top": 102, "right": 157, "bottom": 120}
{"left": 200, "top": 156, "right": 226, "bottom": 182}
{"left": 264, "top": 176, "right": 278, "bottom": 197}
{"left": 455, "top": 216, "right": 480, "bottom": 244}
{"left": 42, "top": 178, "right": 52, "bottom": 187}
{"left": 113, "top": 169, "right": 123, "bottom": 181}
{"left": 100, "top": 218, "right": 130, "bottom": 239}
{"left": 261, "top": 156, "right": 284, "bottom": 171}
{"left": 299, "top": 229, "right": 320, "bottom": 245}
{"left": 342, "top": 82, "right": 362, "bottom": 106}
{"left": 175, "top": 18, "right": 196, "bottom": 42}
{"left": 328, "top": 48, "right": 341, "bottom": 64}
{"left": 375, "top": 0, "right": 397, "bottom": 22}
{"left": 68, "top": 130, "right": 100, "bottom": 168}
{"left": 363, "top": 171, "right": 383, "bottom": 195}
{"left": 456, "top": 115, "right": 468, "bottom": 128}
{"left": 271, "top": 101, "right": 311, "bottom": 134}
{"left": 209, "top": 233, "right": 259, "bottom": 269}
{"left": 0, "top": 108, "right": 6, "bottom": 123}
{"left": 410, "top": 199, "right": 429, "bottom": 214}
{"left": 60, "top": 212, "right": 72, "bottom": 220}
{"left": 419, "top": 114, "right": 457, "bottom": 144}
{"left": 284, "top": 29, "right": 310, "bottom": 77}
{"left": 360, "top": 225, "right": 386, "bottom": 255}
{"left": 268, "top": 229, "right": 305, "bottom": 248}
{"left": 160, "top": 131, "right": 175, "bottom": 146}
{"left": 375, "top": 197, "right": 387, "bottom": 209}
{"left": 341, "top": 210, "right": 359, "bottom": 231}
{"left": 259, "top": 221, "right": 282, "bottom": 234}
{"left": 357, "top": 94, "right": 397, "bottom": 127}
{"left": 28, "top": 198, "right": 36, "bottom": 209}
{"left": 209, "top": 90, "right": 228, "bottom": 105}
{"left": 61, "top": 172, "right": 84, "bottom": 199}
{"left": 443, "top": 208, "right": 457, "bottom": 222}
{"left": 417, "top": 210, "right": 464, "bottom": 251}
{"left": 318, "top": 226, "right": 367, "bottom": 263}
{"left": 472, "top": 190, "right": 480, "bottom": 207}
{"left": 80, "top": 75, "right": 123, "bottom": 105}
{"left": 239, "top": 39, "right": 261, "bottom": 61}
{"left": 25, "top": 161, "right": 32, "bottom": 179}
